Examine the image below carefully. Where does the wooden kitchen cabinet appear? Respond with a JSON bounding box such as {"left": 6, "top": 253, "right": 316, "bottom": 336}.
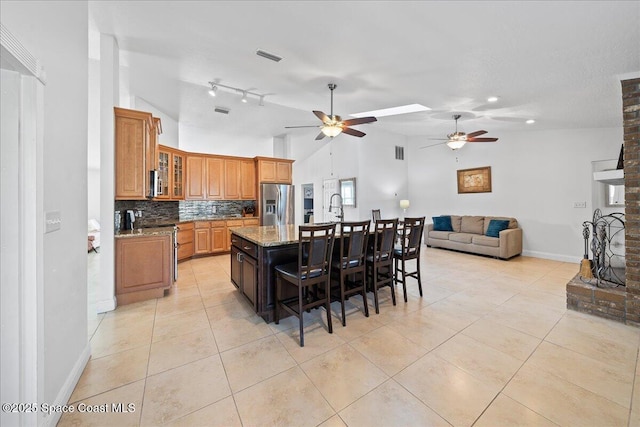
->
{"left": 226, "top": 219, "right": 244, "bottom": 251}
{"left": 223, "top": 159, "right": 241, "bottom": 199}
{"left": 206, "top": 157, "right": 224, "bottom": 200}
{"left": 230, "top": 236, "right": 258, "bottom": 308}
{"left": 115, "top": 107, "right": 157, "bottom": 200}
{"left": 186, "top": 155, "right": 206, "bottom": 200}
{"left": 194, "top": 221, "right": 211, "bottom": 254}
{"left": 211, "top": 221, "right": 227, "bottom": 253}
{"left": 255, "top": 157, "right": 293, "bottom": 184}
{"left": 240, "top": 159, "right": 256, "bottom": 199}
{"left": 176, "top": 222, "right": 194, "bottom": 260}
{"left": 157, "top": 145, "right": 185, "bottom": 200}
{"left": 115, "top": 234, "right": 172, "bottom": 305}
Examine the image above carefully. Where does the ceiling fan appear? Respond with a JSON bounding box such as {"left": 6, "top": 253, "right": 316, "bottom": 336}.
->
{"left": 421, "top": 114, "right": 499, "bottom": 150}
{"left": 285, "top": 83, "right": 377, "bottom": 140}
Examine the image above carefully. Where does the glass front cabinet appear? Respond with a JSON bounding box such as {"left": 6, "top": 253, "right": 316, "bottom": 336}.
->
{"left": 157, "top": 145, "right": 186, "bottom": 200}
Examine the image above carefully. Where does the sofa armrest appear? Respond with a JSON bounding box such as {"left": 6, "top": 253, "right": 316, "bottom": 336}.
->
{"left": 425, "top": 224, "right": 434, "bottom": 244}
{"left": 499, "top": 228, "right": 522, "bottom": 259}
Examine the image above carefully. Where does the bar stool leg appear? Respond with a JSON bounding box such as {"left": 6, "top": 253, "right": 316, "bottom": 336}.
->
{"left": 402, "top": 258, "right": 408, "bottom": 303}
{"left": 275, "top": 274, "right": 281, "bottom": 325}
{"left": 325, "top": 279, "right": 333, "bottom": 334}
{"left": 361, "top": 271, "right": 369, "bottom": 317}
{"left": 340, "top": 273, "right": 347, "bottom": 326}
{"left": 417, "top": 256, "right": 423, "bottom": 297}
{"left": 298, "top": 283, "right": 305, "bottom": 347}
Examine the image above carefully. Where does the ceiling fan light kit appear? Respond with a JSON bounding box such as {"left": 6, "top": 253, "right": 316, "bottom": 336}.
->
{"left": 285, "top": 83, "right": 377, "bottom": 141}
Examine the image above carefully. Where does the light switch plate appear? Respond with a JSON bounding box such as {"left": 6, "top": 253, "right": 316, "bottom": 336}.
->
{"left": 573, "top": 201, "right": 587, "bottom": 208}
{"left": 45, "top": 210, "right": 61, "bottom": 233}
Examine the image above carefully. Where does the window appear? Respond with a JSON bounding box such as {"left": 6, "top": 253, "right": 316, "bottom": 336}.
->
{"left": 340, "top": 178, "right": 357, "bottom": 207}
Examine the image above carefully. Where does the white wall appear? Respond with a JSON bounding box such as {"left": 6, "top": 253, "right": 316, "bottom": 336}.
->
{"left": 134, "top": 97, "right": 179, "bottom": 148}
{"left": 178, "top": 123, "right": 274, "bottom": 156}
{"left": 407, "top": 127, "right": 623, "bottom": 262}
{"left": 1, "top": 1, "right": 90, "bottom": 425}
{"left": 291, "top": 127, "right": 408, "bottom": 224}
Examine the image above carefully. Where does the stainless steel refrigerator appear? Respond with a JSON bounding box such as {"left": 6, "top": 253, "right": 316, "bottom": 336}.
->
{"left": 261, "top": 183, "right": 295, "bottom": 226}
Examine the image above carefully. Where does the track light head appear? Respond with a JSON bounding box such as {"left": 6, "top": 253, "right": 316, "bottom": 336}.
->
{"left": 241, "top": 91, "right": 248, "bottom": 103}
{"left": 259, "top": 95, "right": 265, "bottom": 106}
{"left": 208, "top": 84, "right": 217, "bottom": 97}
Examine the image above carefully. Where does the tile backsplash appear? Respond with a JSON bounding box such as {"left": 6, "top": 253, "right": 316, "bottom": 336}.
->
{"left": 114, "top": 199, "right": 257, "bottom": 227}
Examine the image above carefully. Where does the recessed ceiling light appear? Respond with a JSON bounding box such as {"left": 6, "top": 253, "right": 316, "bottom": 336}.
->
{"left": 351, "top": 104, "right": 431, "bottom": 118}
{"left": 526, "top": 119, "right": 536, "bottom": 124}
{"left": 487, "top": 96, "right": 499, "bottom": 102}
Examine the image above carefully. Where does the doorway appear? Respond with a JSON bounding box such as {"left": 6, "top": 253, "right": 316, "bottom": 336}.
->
{"left": 302, "top": 183, "right": 314, "bottom": 223}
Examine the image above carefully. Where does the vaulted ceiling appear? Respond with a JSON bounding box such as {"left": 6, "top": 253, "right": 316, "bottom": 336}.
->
{"left": 89, "top": 1, "right": 640, "bottom": 142}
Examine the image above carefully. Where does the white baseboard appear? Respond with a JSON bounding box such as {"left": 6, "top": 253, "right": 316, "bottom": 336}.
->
{"left": 43, "top": 343, "right": 91, "bottom": 427}
{"left": 95, "top": 295, "right": 116, "bottom": 313}
{"left": 522, "top": 250, "right": 581, "bottom": 264}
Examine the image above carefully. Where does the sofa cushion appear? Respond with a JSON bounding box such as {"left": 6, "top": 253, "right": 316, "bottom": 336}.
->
{"left": 485, "top": 219, "right": 511, "bottom": 238}
{"left": 432, "top": 216, "right": 454, "bottom": 231}
{"left": 460, "top": 216, "right": 484, "bottom": 234}
{"left": 429, "top": 230, "right": 453, "bottom": 240}
{"left": 445, "top": 215, "right": 462, "bottom": 232}
{"left": 472, "top": 234, "right": 500, "bottom": 247}
{"left": 483, "top": 216, "right": 518, "bottom": 234}
{"left": 449, "top": 233, "right": 475, "bottom": 244}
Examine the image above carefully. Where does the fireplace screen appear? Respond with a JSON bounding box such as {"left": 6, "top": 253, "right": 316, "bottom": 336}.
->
{"left": 580, "top": 209, "right": 625, "bottom": 287}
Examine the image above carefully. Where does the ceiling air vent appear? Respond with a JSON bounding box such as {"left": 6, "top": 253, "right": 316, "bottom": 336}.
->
{"left": 395, "top": 146, "right": 405, "bottom": 160}
{"left": 214, "top": 106, "right": 230, "bottom": 115}
{"left": 256, "top": 49, "right": 283, "bottom": 62}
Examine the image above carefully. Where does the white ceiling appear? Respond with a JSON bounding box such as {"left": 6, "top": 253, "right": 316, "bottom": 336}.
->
{"left": 89, "top": 1, "right": 640, "bottom": 141}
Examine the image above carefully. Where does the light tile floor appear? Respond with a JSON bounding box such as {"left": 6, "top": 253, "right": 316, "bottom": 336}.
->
{"left": 66, "top": 248, "right": 640, "bottom": 426}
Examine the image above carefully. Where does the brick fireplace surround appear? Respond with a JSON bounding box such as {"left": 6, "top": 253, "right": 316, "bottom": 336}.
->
{"left": 566, "top": 78, "right": 640, "bottom": 325}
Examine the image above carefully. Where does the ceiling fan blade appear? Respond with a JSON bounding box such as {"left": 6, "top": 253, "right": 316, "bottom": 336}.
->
{"left": 341, "top": 116, "right": 377, "bottom": 126}
{"left": 466, "top": 130, "right": 487, "bottom": 138}
{"left": 468, "top": 137, "right": 499, "bottom": 142}
{"left": 419, "top": 142, "right": 446, "bottom": 150}
{"left": 313, "top": 110, "right": 330, "bottom": 123}
{"left": 341, "top": 127, "right": 366, "bottom": 138}
{"left": 315, "top": 131, "right": 326, "bottom": 141}
{"left": 284, "top": 125, "right": 320, "bottom": 129}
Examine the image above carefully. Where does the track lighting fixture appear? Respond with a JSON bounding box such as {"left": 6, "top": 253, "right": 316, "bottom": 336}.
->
{"left": 206, "top": 81, "right": 267, "bottom": 106}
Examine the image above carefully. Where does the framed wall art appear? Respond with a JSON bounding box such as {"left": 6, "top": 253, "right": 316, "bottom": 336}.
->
{"left": 457, "top": 166, "right": 492, "bottom": 194}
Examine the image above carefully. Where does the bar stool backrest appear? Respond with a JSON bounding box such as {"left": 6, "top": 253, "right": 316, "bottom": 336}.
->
{"left": 299, "top": 224, "right": 337, "bottom": 280}
{"left": 339, "top": 221, "right": 370, "bottom": 269}
{"left": 372, "top": 219, "right": 398, "bottom": 261}
{"left": 401, "top": 217, "right": 426, "bottom": 255}
{"left": 372, "top": 209, "right": 381, "bottom": 222}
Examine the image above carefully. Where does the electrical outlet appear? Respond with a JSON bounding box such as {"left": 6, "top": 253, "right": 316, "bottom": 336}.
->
{"left": 212, "top": 205, "right": 217, "bottom": 214}
{"left": 573, "top": 201, "right": 587, "bottom": 208}
{"left": 45, "top": 210, "right": 62, "bottom": 233}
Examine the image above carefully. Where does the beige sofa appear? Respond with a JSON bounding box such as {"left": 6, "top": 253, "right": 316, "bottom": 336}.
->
{"left": 426, "top": 215, "right": 522, "bottom": 259}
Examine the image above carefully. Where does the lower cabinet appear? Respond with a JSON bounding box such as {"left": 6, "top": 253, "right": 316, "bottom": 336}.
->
{"left": 177, "top": 222, "right": 194, "bottom": 260}
{"left": 230, "top": 236, "right": 257, "bottom": 308}
{"left": 115, "top": 234, "right": 172, "bottom": 305}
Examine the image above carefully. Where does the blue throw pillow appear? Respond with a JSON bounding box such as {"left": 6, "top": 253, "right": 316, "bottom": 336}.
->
{"left": 486, "top": 219, "right": 510, "bottom": 238}
{"left": 432, "top": 216, "right": 454, "bottom": 232}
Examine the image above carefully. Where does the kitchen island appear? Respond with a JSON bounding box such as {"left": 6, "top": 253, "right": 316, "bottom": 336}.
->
{"left": 230, "top": 225, "right": 303, "bottom": 322}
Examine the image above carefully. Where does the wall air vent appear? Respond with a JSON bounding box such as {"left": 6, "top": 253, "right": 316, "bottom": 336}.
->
{"left": 214, "top": 106, "right": 230, "bottom": 115}
{"left": 256, "top": 49, "right": 283, "bottom": 62}
{"left": 395, "top": 146, "right": 405, "bottom": 160}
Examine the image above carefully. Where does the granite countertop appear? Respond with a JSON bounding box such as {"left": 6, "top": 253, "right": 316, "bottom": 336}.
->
{"left": 230, "top": 224, "right": 343, "bottom": 247}
{"left": 114, "top": 227, "right": 175, "bottom": 239}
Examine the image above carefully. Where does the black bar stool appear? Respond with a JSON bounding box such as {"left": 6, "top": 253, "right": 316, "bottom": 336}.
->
{"left": 393, "top": 217, "right": 426, "bottom": 302}
{"left": 274, "top": 224, "right": 336, "bottom": 347}
{"left": 331, "top": 220, "right": 370, "bottom": 326}
{"left": 366, "top": 218, "right": 398, "bottom": 314}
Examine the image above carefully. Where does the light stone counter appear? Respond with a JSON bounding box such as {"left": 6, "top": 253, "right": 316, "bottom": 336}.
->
{"left": 114, "top": 226, "right": 175, "bottom": 239}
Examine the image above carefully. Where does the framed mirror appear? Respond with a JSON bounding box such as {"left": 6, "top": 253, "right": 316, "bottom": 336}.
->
{"left": 339, "top": 177, "right": 357, "bottom": 207}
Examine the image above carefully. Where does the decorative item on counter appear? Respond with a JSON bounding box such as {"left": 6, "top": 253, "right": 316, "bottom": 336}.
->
{"left": 242, "top": 206, "right": 255, "bottom": 217}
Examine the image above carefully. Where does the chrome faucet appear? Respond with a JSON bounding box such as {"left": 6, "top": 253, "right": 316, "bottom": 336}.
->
{"left": 329, "top": 193, "right": 344, "bottom": 221}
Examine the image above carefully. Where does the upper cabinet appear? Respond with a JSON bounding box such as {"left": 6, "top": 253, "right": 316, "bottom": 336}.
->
{"left": 157, "top": 145, "right": 186, "bottom": 200}
{"left": 115, "top": 107, "right": 161, "bottom": 200}
{"left": 185, "top": 155, "right": 256, "bottom": 201}
{"left": 255, "top": 157, "right": 293, "bottom": 184}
